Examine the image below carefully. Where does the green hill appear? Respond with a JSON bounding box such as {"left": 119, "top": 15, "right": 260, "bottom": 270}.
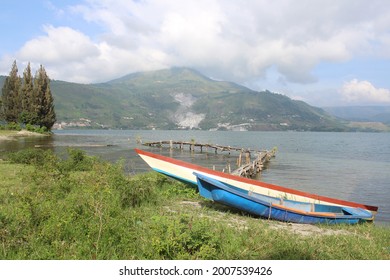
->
{"left": 323, "top": 106, "right": 390, "bottom": 124}
{"left": 1, "top": 68, "right": 347, "bottom": 131}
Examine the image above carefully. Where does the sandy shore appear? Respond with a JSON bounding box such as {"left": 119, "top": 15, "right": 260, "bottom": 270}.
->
{"left": 16, "top": 130, "right": 47, "bottom": 136}
{"left": 0, "top": 130, "right": 49, "bottom": 141}
{"left": 0, "top": 136, "right": 12, "bottom": 141}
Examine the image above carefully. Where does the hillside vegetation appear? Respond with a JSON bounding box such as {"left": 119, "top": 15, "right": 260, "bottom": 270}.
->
{"left": 2, "top": 68, "right": 348, "bottom": 131}
{"left": 324, "top": 106, "right": 390, "bottom": 124}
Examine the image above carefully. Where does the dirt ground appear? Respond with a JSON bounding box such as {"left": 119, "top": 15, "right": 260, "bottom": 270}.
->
{"left": 178, "top": 200, "right": 352, "bottom": 237}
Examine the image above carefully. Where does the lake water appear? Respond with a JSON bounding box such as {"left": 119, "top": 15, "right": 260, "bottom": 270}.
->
{"left": 1, "top": 129, "right": 389, "bottom": 224}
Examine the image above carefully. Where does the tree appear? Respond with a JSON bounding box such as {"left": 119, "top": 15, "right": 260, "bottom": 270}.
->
{"left": 1, "top": 60, "right": 21, "bottom": 122}
{"left": 32, "top": 65, "right": 56, "bottom": 129}
{"left": 20, "top": 62, "right": 34, "bottom": 124}
{"left": 0, "top": 98, "right": 3, "bottom": 120}
{"left": 1, "top": 61, "right": 56, "bottom": 130}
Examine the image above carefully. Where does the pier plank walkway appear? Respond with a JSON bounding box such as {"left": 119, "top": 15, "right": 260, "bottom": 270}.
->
{"left": 144, "top": 140, "right": 254, "bottom": 153}
{"left": 231, "top": 149, "right": 276, "bottom": 177}
{"left": 143, "top": 140, "right": 277, "bottom": 178}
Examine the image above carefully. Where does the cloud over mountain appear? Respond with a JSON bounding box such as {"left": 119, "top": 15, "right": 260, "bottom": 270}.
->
{"left": 1, "top": 0, "right": 390, "bottom": 105}
{"left": 341, "top": 79, "right": 390, "bottom": 103}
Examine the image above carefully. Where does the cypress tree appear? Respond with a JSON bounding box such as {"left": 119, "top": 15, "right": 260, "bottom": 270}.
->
{"left": 42, "top": 80, "right": 56, "bottom": 129}
{"left": 0, "top": 97, "right": 3, "bottom": 120}
{"left": 20, "top": 62, "right": 34, "bottom": 124}
{"left": 33, "top": 65, "right": 56, "bottom": 129}
{"left": 1, "top": 60, "right": 21, "bottom": 123}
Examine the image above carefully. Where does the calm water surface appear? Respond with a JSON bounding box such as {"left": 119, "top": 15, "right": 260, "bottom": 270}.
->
{"left": 1, "top": 130, "right": 389, "bottom": 224}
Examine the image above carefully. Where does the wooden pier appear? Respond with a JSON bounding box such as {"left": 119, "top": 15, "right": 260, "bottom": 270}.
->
{"left": 231, "top": 148, "right": 277, "bottom": 177}
{"left": 143, "top": 140, "right": 255, "bottom": 153}
{"left": 143, "top": 140, "right": 277, "bottom": 178}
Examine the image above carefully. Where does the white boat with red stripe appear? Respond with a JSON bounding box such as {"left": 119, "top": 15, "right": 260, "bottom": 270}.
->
{"left": 135, "top": 148, "right": 378, "bottom": 216}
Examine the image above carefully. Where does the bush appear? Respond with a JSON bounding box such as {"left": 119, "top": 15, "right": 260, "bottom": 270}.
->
{"left": 6, "top": 148, "right": 96, "bottom": 173}
{"left": 6, "top": 148, "right": 57, "bottom": 166}
{"left": 0, "top": 122, "right": 49, "bottom": 133}
{"left": 113, "top": 171, "right": 160, "bottom": 208}
{"left": 148, "top": 214, "right": 220, "bottom": 259}
{"left": 5, "top": 122, "right": 22, "bottom": 131}
{"left": 58, "top": 148, "right": 95, "bottom": 172}
{"left": 25, "top": 124, "right": 48, "bottom": 134}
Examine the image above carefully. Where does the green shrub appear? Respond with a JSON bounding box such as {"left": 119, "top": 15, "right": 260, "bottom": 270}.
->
{"left": 113, "top": 171, "right": 159, "bottom": 208}
{"left": 5, "top": 122, "right": 22, "bottom": 131}
{"left": 6, "top": 148, "right": 57, "bottom": 166}
{"left": 25, "top": 124, "right": 48, "bottom": 134}
{"left": 161, "top": 180, "right": 198, "bottom": 199}
{"left": 148, "top": 214, "right": 220, "bottom": 260}
{"left": 58, "top": 148, "right": 95, "bottom": 172}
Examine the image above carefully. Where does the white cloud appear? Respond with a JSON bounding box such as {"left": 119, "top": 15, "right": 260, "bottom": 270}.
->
{"left": 12, "top": 25, "right": 167, "bottom": 83}
{"left": 2, "top": 0, "right": 390, "bottom": 87}
{"left": 72, "top": 0, "right": 390, "bottom": 84}
{"left": 341, "top": 79, "right": 390, "bottom": 103}
{"left": 18, "top": 25, "right": 99, "bottom": 64}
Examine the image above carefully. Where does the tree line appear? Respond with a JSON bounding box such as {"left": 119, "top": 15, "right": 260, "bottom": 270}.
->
{"left": 1, "top": 61, "right": 56, "bottom": 130}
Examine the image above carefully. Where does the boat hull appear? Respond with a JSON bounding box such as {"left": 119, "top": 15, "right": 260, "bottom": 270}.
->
{"left": 135, "top": 149, "right": 378, "bottom": 215}
{"left": 194, "top": 172, "right": 373, "bottom": 224}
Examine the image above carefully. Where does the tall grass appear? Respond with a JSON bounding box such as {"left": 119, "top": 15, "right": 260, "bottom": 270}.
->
{"left": 0, "top": 148, "right": 389, "bottom": 260}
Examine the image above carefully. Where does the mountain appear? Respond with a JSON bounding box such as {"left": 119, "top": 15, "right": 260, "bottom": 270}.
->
{"left": 323, "top": 106, "right": 390, "bottom": 124}
{"left": 1, "top": 68, "right": 348, "bottom": 131}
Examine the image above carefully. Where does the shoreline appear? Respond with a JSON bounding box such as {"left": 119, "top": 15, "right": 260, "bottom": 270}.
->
{"left": 0, "top": 129, "right": 50, "bottom": 141}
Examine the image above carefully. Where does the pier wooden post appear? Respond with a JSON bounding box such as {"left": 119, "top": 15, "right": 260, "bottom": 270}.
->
{"left": 245, "top": 151, "right": 250, "bottom": 164}
{"left": 142, "top": 140, "right": 276, "bottom": 178}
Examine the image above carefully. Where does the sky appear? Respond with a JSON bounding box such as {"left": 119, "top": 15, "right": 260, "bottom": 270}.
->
{"left": 1, "top": 0, "right": 390, "bottom": 107}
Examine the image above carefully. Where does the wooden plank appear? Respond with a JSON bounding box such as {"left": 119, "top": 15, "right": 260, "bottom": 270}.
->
{"left": 143, "top": 140, "right": 276, "bottom": 178}
{"left": 143, "top": 140, "right": 255, "bottom": 153}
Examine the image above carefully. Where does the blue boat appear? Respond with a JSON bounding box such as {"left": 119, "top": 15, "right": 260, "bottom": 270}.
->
{"left": 194, "top": 172, "right": 373, "bottom": 225}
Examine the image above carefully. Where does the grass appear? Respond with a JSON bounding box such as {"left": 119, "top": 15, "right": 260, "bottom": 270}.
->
{"left": 0, "top": 129, "right": 49, "bottom": 138}
{"left": 0, "top": 130, "right": 19, "bottom": 136}
{"left": 0, "top": 148, "right": 389, "bottom": 260}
